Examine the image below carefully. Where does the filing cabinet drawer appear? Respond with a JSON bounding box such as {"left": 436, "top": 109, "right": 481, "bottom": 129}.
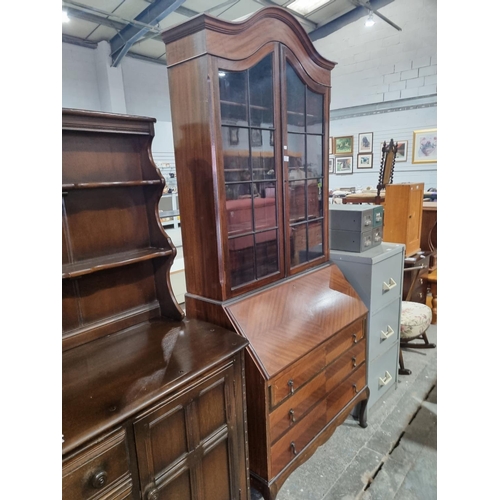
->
{"left": 270, "top": 400, "right": 327, "bottom": 478}
{"left": 368, "top": 343, "right": 398, "bottom": 402}
{"left": 326, "top": 366, "right": 366, "bottom": 421}
{"left": 368, "top": 299, "right": 400, "bottom": 360}
{"left": 62, "top": 428, "right": 131, "bottom": 500}
{"left": 371, "top": 254, "right": 403, "bottom": 312}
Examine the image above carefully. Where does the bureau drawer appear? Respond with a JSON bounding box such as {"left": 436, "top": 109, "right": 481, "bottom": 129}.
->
{"left": 368, "top": 343, "right": 398, "bottom": 404}
{"left": 270, "top": 399, "right": 327, "bottom": 478}
{"left": 324, "top": 319, "right": 364, "bottom": 366}
{"left": 269, "top": 370, "right": 326, "bottom": 444}
{"left": 371, "top": 255, "right": 403, "bottom": 312}
{"left": 62, "top": 428, "right": 131, "bottom": 500}
{"left": 368, "top": 299, "right": 400, "bottom": 360}
{"left": 325, "top": 340, "right": 366, "bottom": 393}
{"left": 326, "top": 366, "right": 366, "bottom": 422}
{"left": 269, "top": 347, "right": 325, "bottom": 408}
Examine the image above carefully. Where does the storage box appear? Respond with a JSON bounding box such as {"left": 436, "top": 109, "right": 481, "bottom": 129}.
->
{"left": 329, "top": 205, "right": 384, "bottom": 252}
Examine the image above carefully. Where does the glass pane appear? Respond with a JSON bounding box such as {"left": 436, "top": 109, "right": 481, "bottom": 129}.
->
{"left": 256, "top": 230, "right": 278, "bottom": 278}
{"left": 306, "top": 135, "right": 323, "bottom": 178}
{"left": 308, "top": 220, "right": 323, "bottom": 259}
{"left": 222, "top": 126, "right": 250, "bottom": 184}
{"left": 290, "top": 222, "right": 307, "bottom": 266}
{"left": 286, "top": 63, "right": 305, "bottom": 132}
{"left": 289, "top": 180, "right": 306, "bottom": 222}
{"left": 219, "top": 70, "right": 248, "bottom": 125}
{"left": 306, "top": 88, "right": 323, "bottom": 134}
{"left": 249, "top": 54, "right": 274, "bottom": 127}
{"left": 229, "top": 238, "right": 255, "bottom": 288}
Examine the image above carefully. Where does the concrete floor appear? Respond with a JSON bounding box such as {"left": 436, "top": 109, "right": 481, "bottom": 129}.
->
{"left": 252, "top": 324, "right": 438, "bottom": 500}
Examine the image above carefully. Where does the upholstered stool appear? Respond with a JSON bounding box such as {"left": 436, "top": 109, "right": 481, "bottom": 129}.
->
{"left": 399, "top": 301, "right": 435, "bottom": 375}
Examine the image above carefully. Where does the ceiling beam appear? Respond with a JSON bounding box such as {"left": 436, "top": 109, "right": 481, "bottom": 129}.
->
{"left": 308, "top": 0, "right": 394, "bottom": 41}
{"left": 109, "top": 0, "right": 186, "bottom": 67}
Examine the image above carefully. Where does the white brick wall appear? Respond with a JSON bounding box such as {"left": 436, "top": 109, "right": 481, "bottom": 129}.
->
{"left": 314, "top": 0, "right": 437, "bottom": 110}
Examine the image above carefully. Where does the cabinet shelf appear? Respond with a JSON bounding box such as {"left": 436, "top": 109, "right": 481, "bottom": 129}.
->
{"left": 62, "top": 180, "right": 163, "bottom": 190}
{"left": 62, "top": 247, "right": 174, "bottom": 279}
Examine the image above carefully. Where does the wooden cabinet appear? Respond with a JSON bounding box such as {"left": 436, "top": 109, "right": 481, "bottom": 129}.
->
{"left": 161, "top": 9, "right": 369, "bottom": 499}
{"left": 330, "top": 243, "right": 405, "bottom": 415}
{"left": 383, "top": 183, "right": 424, "bottom": 257}
{"left": 62, "top": 109, "right": 249, "bottom": 500}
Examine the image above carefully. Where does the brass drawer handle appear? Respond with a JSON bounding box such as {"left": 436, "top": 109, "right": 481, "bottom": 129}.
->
{"left": 90, "top": 470, "right": 108, "bottom": 489}
{"left": 380, "top": 325, "right": 395, "bottom": 340}
{"left": 290, "top": 441, "right": 298, "bottom": 455}
{"left": 382, "top": 278, "right": 397, "bottom": 292}
{"left": 379, "top": 371, "right": 393, "bottom": 387}
{"left": 289, "top": 409, "right": 296, "bottom": 423}
{"left": 288, "top": 379, "right": 294, "bottom": 395}
{"left": 352, "top": 357, "right": 357, "bottom": 368}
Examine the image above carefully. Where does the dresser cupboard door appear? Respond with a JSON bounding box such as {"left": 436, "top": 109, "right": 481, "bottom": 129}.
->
{"left": 133, "top": 363, "right": 240, "bottom": 500}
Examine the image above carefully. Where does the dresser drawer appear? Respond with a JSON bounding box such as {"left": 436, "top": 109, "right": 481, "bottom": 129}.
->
{"left": 325, "top": 340, "right": 366, "bottom": 393}
{"left": 326, "top": 365, "right": 366, "bottom": 422}
{"left": 62, "top": 428, "right": 131, "bottom": 500}
{"left": 371, "top": 255, "right": 403, "bottom": 312}
{"left": 269, "top": 369, "right": 326, "bottom": 444}
{"left": 368, "top": 343, "right": 398, "bottom": 403}
{"left": 368, "top": 299, "right": 400, "bottom": 360}
{"left": 324, "top": 319, "right": 364, "bottom": 366}
{"left": 269, "top": 347, "right": 325, "bottom": 408}
{"left": 270, "top": 399, "right": 327, "bottom": 478}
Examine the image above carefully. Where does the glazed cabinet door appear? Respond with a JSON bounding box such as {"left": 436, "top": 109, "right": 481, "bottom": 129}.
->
{"left": 282, "top": 48, "right": 329, "bottom": 274}
{"left": 133, "top": 362, "right": 246, "bottom": 500}
{"left": 218, "top": 46, "right": 284, "bottom": 293}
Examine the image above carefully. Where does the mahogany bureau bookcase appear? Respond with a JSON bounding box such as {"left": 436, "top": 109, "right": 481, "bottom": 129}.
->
{"left": 161, "top": 7, "right": 370, "bottom": 500}
{"left": 62, "top": 109, "right": 250, "bottom": 500}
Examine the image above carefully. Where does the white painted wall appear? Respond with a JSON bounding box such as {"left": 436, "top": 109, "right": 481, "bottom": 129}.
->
{"left": 313, "top": 0, "right": 437, "bottom": 109}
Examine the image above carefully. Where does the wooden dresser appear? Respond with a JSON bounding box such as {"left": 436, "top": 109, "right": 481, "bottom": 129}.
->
{"left": 330, "top": 243, "right": 405, "bottom": 415}
{"left": 62, "top": 109, "right": 250, "bottom": 500}
{"left": 161, "top": 7, "right": 369, "bottom": 499}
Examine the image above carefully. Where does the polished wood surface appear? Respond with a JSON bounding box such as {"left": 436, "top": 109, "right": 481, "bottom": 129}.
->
{"left": 383, "top": 183, "right": 424, "bottom": 257}
{"left": 62, "top": 109, "right": 250, "bottom": 500}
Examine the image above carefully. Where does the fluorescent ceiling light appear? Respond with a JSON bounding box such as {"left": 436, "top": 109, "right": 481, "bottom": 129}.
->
{"left": 62, "top": 10, "right": 70, "bottom": 23}
{"left": 365, "top": 11, "right": 374, "bottom": 27}
{"left": 288, "top": 0, "right": 330, "bottom": 16}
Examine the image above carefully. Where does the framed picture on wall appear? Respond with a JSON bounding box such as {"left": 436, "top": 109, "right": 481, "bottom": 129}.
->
{"left": 329, "top": 157, "right": 334, "bottom": 173}
{"left": 335, "top": 156, "right": 353, "bottom": 174}
{"left": 358, "top": 132, "right": 373, "bottom": 153}
{"left": 357, "top": 153, "right": 373, "bottom": 169}
{"left": 395, "top": 140, "right": 408, "bottom": 162}
{"left": 412, "top": 129, "right": 437, "bottom": 163}
{"left": 334, "top": 136, "right": 353, "bottom": 155}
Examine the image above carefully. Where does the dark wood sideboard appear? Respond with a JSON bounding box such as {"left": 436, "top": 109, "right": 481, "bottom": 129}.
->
{"left": 62, "top": 109, "right": 250, "bottom": 500}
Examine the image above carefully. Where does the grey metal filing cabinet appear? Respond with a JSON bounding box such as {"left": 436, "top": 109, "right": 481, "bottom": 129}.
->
{"left": 330, "top": 242, "right": 405, "bottom": 414}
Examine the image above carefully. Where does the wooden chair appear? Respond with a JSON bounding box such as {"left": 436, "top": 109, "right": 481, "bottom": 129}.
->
{"left": 399, "top": 264, "right": 436, "bottom": 375}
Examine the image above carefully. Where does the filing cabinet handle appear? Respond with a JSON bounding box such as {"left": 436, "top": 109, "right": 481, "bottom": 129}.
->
{"left": 380, "top": 326, "right": 395, "bottom": 340}
{"left": 352, "top": 357, "right": 357, "bottom": 368}
{"left": 382, "top": 278, "right": 397, "bottom": 292}
{"left": 290, "top": 441, "right": 298, "bottom": 455}
{"left": 90, "top": 470, "right": 108, "bottom": 489}
{"left": 378, "top": 371, "right": 393, "bottom": 387}
{"left": 289, "top": 409, "right": 296, "bottom": 423}
{"left": 288, "top": 379, "right": 294, "bottom": 395}
{"left": 352, "top": 333, "right": 358, "bottom": 344}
